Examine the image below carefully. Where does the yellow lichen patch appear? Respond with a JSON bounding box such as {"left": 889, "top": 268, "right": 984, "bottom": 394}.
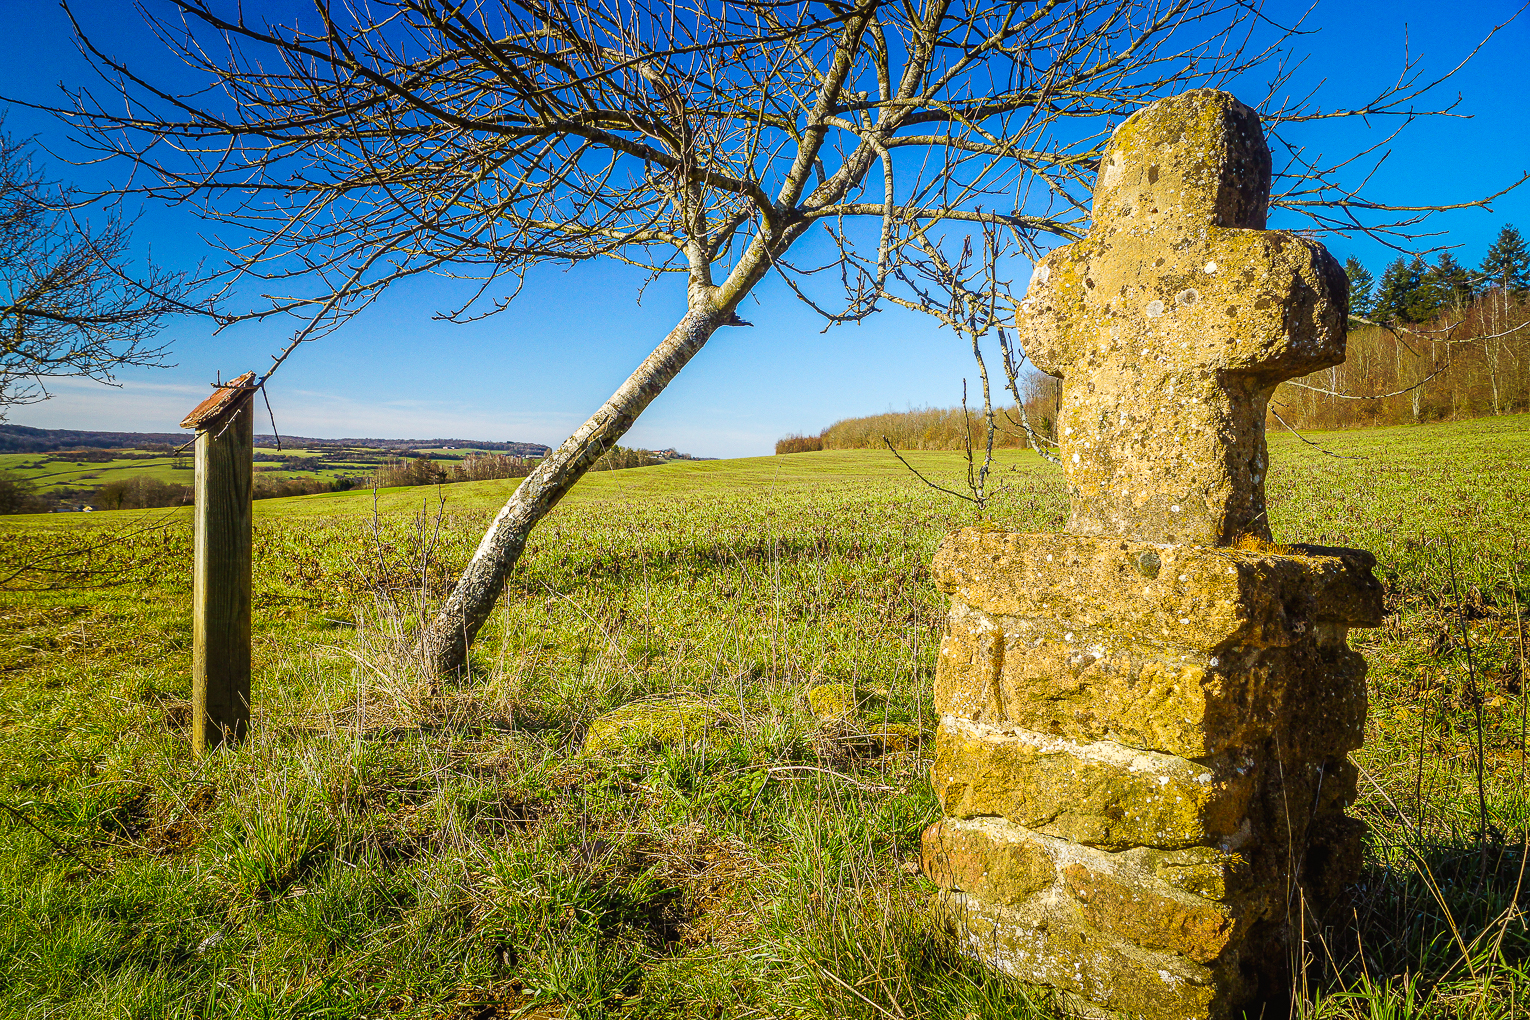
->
{"left": 805, "top": 682, "right": 858, "bottom": 721}
{"left": 583, "top": 698, "right": 727, "bottom": 754}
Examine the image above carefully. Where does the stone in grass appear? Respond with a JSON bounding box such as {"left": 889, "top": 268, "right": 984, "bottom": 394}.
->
{"left": 806, "top": 682, "right": 859, "bottom": 721}
{"left": 583, "top": 698, "right": 727, "bottom": 754}
{"left": 814, "top": 718, "right": 922, "bottom": 761}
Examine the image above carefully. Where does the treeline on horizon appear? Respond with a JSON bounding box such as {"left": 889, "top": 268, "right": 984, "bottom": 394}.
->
{"left": 102, "top": 451, "right": 543, "bottom": 511}
{"left": 778, "top": 226, "right": 1530, "bottom": 454}
{"left": 777, "top": 373, "right": 1063, "bottom": 454}
{"left": 1275, "top": 223, "right": 1530, "bottom": 428}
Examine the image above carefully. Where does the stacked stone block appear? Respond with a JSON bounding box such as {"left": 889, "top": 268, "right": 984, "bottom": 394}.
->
{"left": 922, "top": 530, "right": 1381, "bottom": 1019}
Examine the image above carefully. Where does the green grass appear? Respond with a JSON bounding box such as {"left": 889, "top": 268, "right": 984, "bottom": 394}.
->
{"left": 1, "top": 415, "right": 1528, "bottom": 1019}
{"left": 0, "top": 440, "right": 517, "bottom": 497}
{"left": 0, "top": 450, "right": 197, "bottom": 494}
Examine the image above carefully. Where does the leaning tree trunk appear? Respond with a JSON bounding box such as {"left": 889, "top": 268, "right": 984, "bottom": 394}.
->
{"left": 417, "top": 304, "right": 730, "bottom": 676}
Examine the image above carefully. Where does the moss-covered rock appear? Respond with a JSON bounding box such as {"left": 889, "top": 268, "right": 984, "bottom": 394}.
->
{"left": 939, "top": 890, "right": 1247, "bottom": 1020}
{"left": 806, "top": 682, "right": 858, "bottom": 720}
{"left": 932, "top": 531, "right": 1382, "bottom": 652}
{"left": 583, "top": 698, "right": 726, "bottom": 754}
{"left": 937, "top": 593, "right": 1372, "bottom": 759}
{"left": 1062, "top": 863, "right": 1236, "bottom": 964}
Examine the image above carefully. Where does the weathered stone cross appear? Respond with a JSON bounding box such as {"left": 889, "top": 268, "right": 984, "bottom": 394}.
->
{"left": 1019, "top": 89, "right": 1349, "bottom": 546}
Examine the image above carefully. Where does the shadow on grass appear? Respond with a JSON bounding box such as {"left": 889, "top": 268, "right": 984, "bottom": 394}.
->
{"left": 1301, "top": 831, "right": 1530, "bottom": 1017}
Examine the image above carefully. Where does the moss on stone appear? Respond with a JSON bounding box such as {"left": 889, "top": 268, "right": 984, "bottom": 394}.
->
{"left": 921, "top": 819, "right": 1057, "bottom": 907}
{"left": 806, "top": 682, "right": 858, "bottom": 720}
{"left": 1062, "top": 862, "right": 1237, "bottom": 964}
{"left": 583, "top": 698, "right": 726, "bottom": 754}
{"left": 938, "top": 890, "right": 1246, "bottom": 1020}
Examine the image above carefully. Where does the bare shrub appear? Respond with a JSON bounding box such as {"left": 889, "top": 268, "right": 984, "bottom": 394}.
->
{"left": 815, "top": 407, "right": 1014, "bottom": 452}
{"left": 0, "top": 472, "right": 48, "bottom": 514}
{"left": 1275, "top": 305, "right": 1530, "bottom": 428}
{"left": 91, "top": 477, "right": 190, "bottom": 510}
{"left": 775, "top": 435, "right": 824, "bottom": 455}
{"left": 374, "top": 457, "right": 447, "bottom": 489}
{"left": 252, "top": 476, "right": 335, "bottom": 500}
{"left": 449, "top": 453, "right": 534, "bottom": 483}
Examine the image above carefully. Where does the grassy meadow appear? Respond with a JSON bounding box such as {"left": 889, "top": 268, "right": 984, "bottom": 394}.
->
{"left": 0, "top": 451, "right": 197, "bottom": 495}
{"left": 0, "top": 441, "right": 522, "bottom": 500}
{"left": 1, "top": 416, "right": 1528, "bottom": 1019}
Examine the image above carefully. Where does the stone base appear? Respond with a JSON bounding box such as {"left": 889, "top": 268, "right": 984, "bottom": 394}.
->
{"left": 932, "top": 530, "right": 1379, "bottom": 759}
{"left": 938, "top": 889, "right": 1244, "bottom": 1020}
{"left": 924, "top": 530, "right": 1379, "bottom": 1019}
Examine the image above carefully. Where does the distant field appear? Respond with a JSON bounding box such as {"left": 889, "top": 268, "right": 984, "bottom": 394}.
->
{"left": 0, "top": 450, "right": 196, "bottom": 493}
{"left": 1, "top": 414, "right": 1528, "bottom": 1019}
{"left": 0, "top": 441, "right": 525, "bottom": 498}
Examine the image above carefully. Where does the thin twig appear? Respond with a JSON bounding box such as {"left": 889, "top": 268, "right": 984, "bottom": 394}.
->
{"left": 0, "top": 800, "right": 102, "bottom": 874}
{"left": 763, "top": 765, "right": 898, "bottom": 793}
{"left": 880, "top": 436, "right": 976, "bottom": 505}
{"left": 1268, "top": 407, "right": 1367, "bottom": 460}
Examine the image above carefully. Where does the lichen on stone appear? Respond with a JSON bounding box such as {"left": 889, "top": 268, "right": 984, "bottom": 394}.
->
{"left": 582, "top": 698, "right": 727, "bottom": 754}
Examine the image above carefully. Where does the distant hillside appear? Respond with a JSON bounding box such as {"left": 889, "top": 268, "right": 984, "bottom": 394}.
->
{"left": 0, "top": 424, "right": 549, "bottom": 457}
{"left": 252, "top": 435, "right": 550, "bottom": 457}
{"left": 0, "top": 426, "right": 187, "bottom": 452}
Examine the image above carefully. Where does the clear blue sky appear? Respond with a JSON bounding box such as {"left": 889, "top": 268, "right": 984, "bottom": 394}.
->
{"left": 3, "top": 1, "right": 1527, "bottom": 457}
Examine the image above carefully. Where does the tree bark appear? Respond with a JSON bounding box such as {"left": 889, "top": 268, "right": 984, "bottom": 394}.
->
{"left": 417, "top": 304, "right": 729, "bottom": 676}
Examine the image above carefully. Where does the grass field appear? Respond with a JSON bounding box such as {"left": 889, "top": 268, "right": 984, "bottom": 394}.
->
{"left": 0, "top": 441, "right": 524, "bottom": 498}
{"left": 0, "top": 451, "right": 197, "bottom": 494}
{"left": 1, "top": 415, "right": 1528, "bottom": 1019}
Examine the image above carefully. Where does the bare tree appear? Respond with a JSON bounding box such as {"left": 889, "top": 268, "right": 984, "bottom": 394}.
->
{"left": 0, "top": 125, "right": 201, "bottom": 417}
{"left": 27, "top": 0, "right": 1496, "bottom": 674}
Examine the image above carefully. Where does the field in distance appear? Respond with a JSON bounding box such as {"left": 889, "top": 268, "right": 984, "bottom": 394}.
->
{"left": 1, "top": 414, "right": 1527, "bottom": 1019}
{"left": 0, "top": 442, "right": 536, "bottom": 493}
{"left": 0, "top": 435, "right": 555, "bottom": 513}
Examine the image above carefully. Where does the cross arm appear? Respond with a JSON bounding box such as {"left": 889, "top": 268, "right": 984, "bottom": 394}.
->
{"left": 1014, "top": 239, "right": 1097, "bottom": 378}
{"left": 1179, "top": 230, "right": 1349, "bottom": 378}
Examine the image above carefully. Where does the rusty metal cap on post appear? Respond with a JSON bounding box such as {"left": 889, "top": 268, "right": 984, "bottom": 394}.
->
{"left": 180, "top": 372, "right": 258, "bottom": 431}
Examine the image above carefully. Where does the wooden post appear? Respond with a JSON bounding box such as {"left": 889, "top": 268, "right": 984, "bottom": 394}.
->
{"left": 180, "top": 372, "right": 257, "bottom": 753}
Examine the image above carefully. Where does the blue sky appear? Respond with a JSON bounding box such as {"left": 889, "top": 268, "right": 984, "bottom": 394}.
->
{"left": 2, "top": 1, "right": 1527, "bottom": 457}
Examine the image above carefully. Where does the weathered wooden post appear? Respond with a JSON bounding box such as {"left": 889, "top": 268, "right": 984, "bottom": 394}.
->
{"left": 180, "top": 372, "right": 257, "bottom": 753}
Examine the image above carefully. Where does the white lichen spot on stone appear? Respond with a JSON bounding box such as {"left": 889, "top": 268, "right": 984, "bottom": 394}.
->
{"left": 1145, "top": 299, "right": 1165, "bottom": 318}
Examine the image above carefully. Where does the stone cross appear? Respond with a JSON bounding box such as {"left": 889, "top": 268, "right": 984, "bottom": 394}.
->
{"left": 1018, "top": 89, "right": 1349, "bottom": 546}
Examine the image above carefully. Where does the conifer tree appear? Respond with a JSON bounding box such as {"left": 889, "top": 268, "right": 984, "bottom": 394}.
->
{"left": 1344, "top": 255, "right": 1375, "bottom": 319}
{"left": 1404, "top": 255, "right": 1444, "bottom": 322}
{"left": 1479, "top": 224, "right": 1530, "bottom": 294}
{"left": 1373, "top": 257, "right": 1421, "bottom": 323}
{"left": 1430, "top": 252, "right": 1474, "bottom": 312}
